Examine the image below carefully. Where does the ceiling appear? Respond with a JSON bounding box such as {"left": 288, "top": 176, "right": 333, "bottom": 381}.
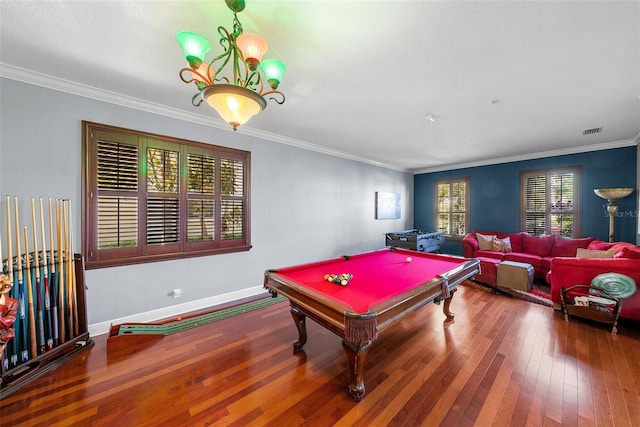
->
{"left": 1, "top": 1, "right": 639, "bottom": 173}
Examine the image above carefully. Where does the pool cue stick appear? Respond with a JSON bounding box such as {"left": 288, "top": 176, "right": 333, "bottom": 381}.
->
{"left": 48, "top": 198, "right": 60, "bottom": 347}
{"left": 31, "top": 198, "right": 46, "bottom": 354}
{"left": 62, "top": 200, "right": 69, "bottom": 338}
{"left": 40, "top": 198, "right": 54, "bottom": 350}
{"left": 14, "top": 197, "right": 29, "bottom": 362}
{"left": 6, "top": 196, "right": 18, "bottom": 367}
{"left": 62, "top": 200, "right": 72, "bottom": 340}
{"left": 23, "top": 226, "right": 37, "bottom": 359}
{"left": 57, "top": 199, "right": 66, "bottom": 344}
{"left": 1, "top": 205, "right": 7, "bottom": 371}
{"left": 63, "top": 199, "right": 76, "bottom": 338}
{"left": 67, "top": 200, "right": 78, "bottom": 337}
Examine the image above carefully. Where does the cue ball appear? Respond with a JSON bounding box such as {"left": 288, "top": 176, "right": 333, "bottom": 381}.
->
{"left": 406, "top": 257, "right": 412, "bottom": 262}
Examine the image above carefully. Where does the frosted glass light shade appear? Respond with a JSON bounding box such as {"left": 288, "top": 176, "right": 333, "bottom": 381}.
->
{"left": 188, "top": 62, "right": 209, "bottom": 84}
{"left": 236, "top": 33, "right": 268, "bottom": 69}
{"left": 259, "top": 58, "right": 286, "bottom": 89}
{"left": 202, "top": 84, "right": 267, "bottom": 131}
{"left": 594, "top": 188, "right": 634, "bottom": 201}
{"left": 176, "top": 31, "right": 212, "bottom": 68}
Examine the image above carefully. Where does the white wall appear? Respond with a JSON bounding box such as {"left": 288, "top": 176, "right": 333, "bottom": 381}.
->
{"left": 0, "top": 78, "right": 413, "bottom": 333}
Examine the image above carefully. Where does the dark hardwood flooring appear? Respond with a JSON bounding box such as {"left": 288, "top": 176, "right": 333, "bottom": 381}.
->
{"left": 1, "top": 284, "right": 639, "bottom": 426}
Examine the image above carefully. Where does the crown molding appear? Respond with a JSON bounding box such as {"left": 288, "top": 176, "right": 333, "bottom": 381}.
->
{"left": 3, "top": 63, "right": 633, "bottom": 176}
{"left": 0, "top": 63, "right": 408, "bottom": 173}
{"left": 412, "top": 137, "right": 639, "bottom": 174}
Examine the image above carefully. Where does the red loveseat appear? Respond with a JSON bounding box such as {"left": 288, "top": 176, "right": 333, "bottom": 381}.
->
{"left": 461, "top": 231, "right": 594, "bottom": 286}
{"left": 548, "top": 241, "right": 640, "bottom": 321}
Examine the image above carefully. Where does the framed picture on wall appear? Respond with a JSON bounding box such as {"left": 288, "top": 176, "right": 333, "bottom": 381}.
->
{"left": 375, "top": 192, "right": 401, "bottom": 219}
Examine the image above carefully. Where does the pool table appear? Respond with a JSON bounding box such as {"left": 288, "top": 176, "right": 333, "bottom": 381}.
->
{"left": 263, "top": 247, "right": 479, "bottom": 401}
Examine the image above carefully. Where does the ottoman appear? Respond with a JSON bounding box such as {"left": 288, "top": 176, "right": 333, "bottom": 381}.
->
{"left": 474, "top": 256, "right": 501, "bottom": 286}
{"left": 497, "top": 261, "right": 534, "bottom": 291}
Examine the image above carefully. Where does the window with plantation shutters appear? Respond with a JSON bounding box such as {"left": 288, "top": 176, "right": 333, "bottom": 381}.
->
{"left": 147, "top": 147, "right": 179, "bottom": 246}
{"left": 96, "top": 139, "right": 139, "bottom": 249}
{"left": 83, "top": 122, "right": 251, "bottom": 268}
{"left": 521, "top": 167, "right": 580, "bottom": 237}
{"left": 435, "top": 177, "right": 469, "bottom": 237}
{"left": 187, "top": 153, "right": 215, "bottom": 243}
{"left": 220, "top": 159, "right": 245, "bottom": 240}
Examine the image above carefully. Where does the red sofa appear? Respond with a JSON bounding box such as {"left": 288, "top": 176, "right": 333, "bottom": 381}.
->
{"left": 548, "top": 242, "right": 640, "bottom": 321}
{"left": 462, "top": 231, "right": 640, "bottom": 321}
{"left": 461, "top": 231, "right": 595, "bottom": 285}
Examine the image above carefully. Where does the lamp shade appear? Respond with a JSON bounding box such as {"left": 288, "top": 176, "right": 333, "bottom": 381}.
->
{"left": 176, "top": 31, "right": 212, "bottom": 68}
{"left": 186, "top": 62, "right": 211, "bottom": 90}
{"left": 236, "top": 33, "right": 268, "bottom": 70}
{"left": 593, "top": 188, "right": 634, "bottom": 201}
{"left": 259, "top": 59, "right": 286, "bottom": 89}
{"left": 202, "top": 84, "right": 267, "bottom": 131}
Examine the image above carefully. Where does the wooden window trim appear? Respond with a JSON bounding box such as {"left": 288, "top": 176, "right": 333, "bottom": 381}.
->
{"left": 434, "top": 177, "right": 470, "bottom": 237}
{"left": 520, "top": 166, "right": 581, "bottom": 237}
{"left": 82, "top": 121, "right": 251, "bottom": 269}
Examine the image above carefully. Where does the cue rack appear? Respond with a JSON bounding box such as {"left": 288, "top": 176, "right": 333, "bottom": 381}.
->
{"left": 1, "top": 196, "right": 93, "bottom": 399}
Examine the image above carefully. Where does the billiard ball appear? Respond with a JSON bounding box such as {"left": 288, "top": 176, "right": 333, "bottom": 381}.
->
{"left": 406, "top": 257, "right": 412, "bottom": 262}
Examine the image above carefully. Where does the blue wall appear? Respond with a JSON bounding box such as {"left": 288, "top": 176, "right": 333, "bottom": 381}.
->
{"left": 414, "top": 146, "right": 638, "bottom": 255}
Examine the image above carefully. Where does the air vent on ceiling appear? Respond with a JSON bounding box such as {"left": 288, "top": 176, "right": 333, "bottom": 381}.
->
{"left": 582, "top": 127, "right": 603, "bottom": 135}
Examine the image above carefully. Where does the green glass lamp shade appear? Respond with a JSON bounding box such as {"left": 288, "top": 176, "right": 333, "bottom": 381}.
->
{"left": 176, "top": 31, "right": 212, "bottom": 68}
{"left": 259, "top": 58, "right": 286, "bottom": 89}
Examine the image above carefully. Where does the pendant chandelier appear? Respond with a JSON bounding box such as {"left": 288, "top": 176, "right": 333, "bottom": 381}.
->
{"left": 176, "top": 0, "right": 286, "bottom": 131}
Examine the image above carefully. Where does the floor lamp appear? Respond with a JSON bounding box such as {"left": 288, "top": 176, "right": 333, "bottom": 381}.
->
{"left": 593, "top": 188, "right": 634, "bottom": 242}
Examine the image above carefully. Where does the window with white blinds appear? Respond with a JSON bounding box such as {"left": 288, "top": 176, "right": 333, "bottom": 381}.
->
{"left": 435, "top": 177, "right": 470, "bottom": 237}
{"left": 83, "top": 122, "right": 251, "bottom": 268}
{"left": 520, "top": 167, "right": 580, "bottom": 237}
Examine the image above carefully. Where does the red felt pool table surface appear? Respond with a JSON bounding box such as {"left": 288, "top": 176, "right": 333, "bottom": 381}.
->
{"left": 271, "top": 248, "right": 472, "bottom": 313}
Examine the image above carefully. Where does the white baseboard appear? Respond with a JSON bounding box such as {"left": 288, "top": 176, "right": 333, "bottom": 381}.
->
{"left": 88, "top": 286, "right": 267, "bottom": 337}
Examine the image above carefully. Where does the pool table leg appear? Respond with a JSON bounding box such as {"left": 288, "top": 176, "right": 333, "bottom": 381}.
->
{"left": 341, "top": 339, "right": 372, "bottom": 401}
{"left": 443, "top": 287, "right": 457, "bottom": 321}
{"left": 290, "top": 306, "right": 307, "bottom": 351}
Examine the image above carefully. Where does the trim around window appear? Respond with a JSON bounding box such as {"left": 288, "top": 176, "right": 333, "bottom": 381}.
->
{"left": 520, "top": 166, "right": 581, "bottom": 238}
{"left": 434, "top": 177, "right": 470, "bottom": 237}
{"left": 82, "top": 121, "right": 251, "bottom": 269}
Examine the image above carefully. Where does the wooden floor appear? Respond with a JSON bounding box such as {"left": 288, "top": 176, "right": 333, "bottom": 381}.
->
{"left": 2, "top": 284, "right": 640, "bottom": 426}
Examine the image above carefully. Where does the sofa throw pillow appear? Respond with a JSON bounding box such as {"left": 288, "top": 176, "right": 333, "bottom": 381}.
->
{"left": 588, "top": 240, "right": 614, "bottom": 251}
{"left": 476, "top": 233, "right": 497, "bottom": 251}
{"left": 614, "top": 247, "right": 640, "bottom": 259}
{"left": 551, "top": 236, "right": 594, "bottom": 257}
{"left": 522, "top": 233, "right": 554, "bottom": 257}
{"left": 576, "top": 248, "right": 616, "bottom": 259}
{"left": 492, "top": 236, "right": 512, "bottom": 253}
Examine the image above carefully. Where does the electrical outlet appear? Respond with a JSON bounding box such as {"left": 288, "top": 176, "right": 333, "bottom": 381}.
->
{"left": 171, "top": 288, "right": 182, "bottom": 298}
